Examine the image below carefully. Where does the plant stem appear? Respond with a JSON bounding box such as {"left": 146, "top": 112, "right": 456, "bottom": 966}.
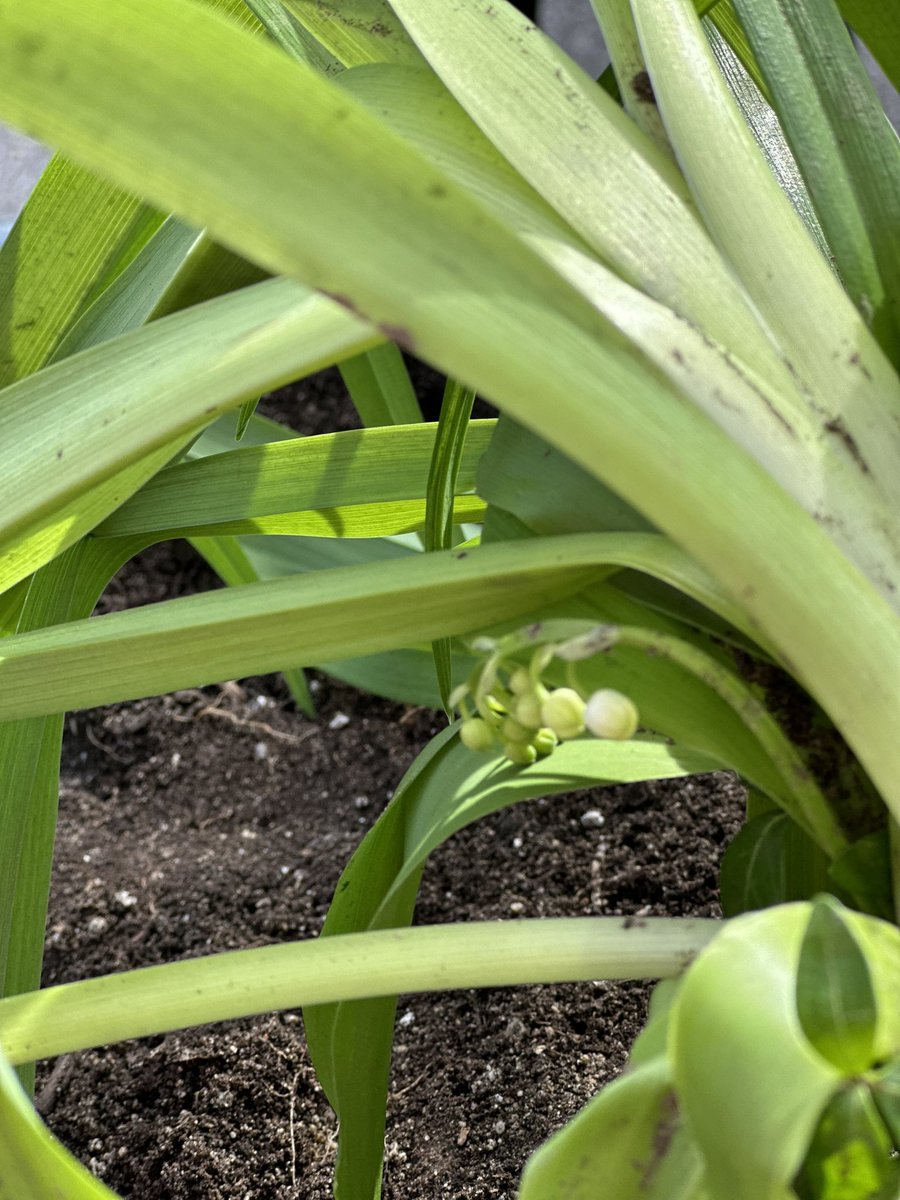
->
{"left": 0, "top": 917, "right": 719, "bottom": 1066}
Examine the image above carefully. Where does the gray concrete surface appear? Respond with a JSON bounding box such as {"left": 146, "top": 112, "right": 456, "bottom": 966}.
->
{"left": 539, "top": 0, "right": 609, "bottom": 75}
{"left": 0, "top": 126, "right": 51, "bottom": 244}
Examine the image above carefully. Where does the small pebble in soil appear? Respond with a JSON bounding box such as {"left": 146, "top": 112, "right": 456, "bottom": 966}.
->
{"left": 329, "top": 712, "right": 351, "bottom": 730}
{"left": 580, "top": 808, "right": 605, "bottom": 828}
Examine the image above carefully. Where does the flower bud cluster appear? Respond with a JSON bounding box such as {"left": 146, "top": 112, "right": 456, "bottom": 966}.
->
{"left": 453, "top": 640, "right": 639, "bottom": 765}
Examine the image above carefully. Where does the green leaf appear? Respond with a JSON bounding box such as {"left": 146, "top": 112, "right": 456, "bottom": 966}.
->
{"left": 426, "top": 378, "right": 477, "bottom": 710}
{"left": 0, "top": 533, "right": 610, "bottom": 718}
{"left": 0, "top": 541, "right": 134, "bottom": 1008}
{"left": 731, "top": 0, "right": 900, "bottom": 363}
{"left": 796, "top": 896, "right": 878, "bottom": 1074}
{"left": 279, "top": 0, "right": 422, "bottom": 67}
{"left": 828, "top": 832, "right": 895, "bottom": 923}
{"left": 0, "top": 0, "right": 263, "bottom": 387}
{"left": 243, "top": 0, "right": 341, "bottom": 74}
{"left": 338, "top": 341, "right": 423, "bottom": 426}
{"left": 670, "top": 904, "right": 842, "bottom": 1200}
{"left": 337, "top": 56, "right": 899, "bottom": 616}
{"left": 94, "top": 420, "right": 492, "bottom": 538}
{"left": 0, "top": 1047, "right": 123, "bottom": 1199}
{"left": 0, "top": 277, "right": 379, "bottom": 592}
{"left": 588, "top": 0, "right": 675, "bottom": 154}
{"left": 520, "top": 1057, "right": 708, "bottom": 1200}
{"left": 234, "top": 398, "right": 260, "bottom": 440}
{"left": 386, "top": 0, "right": 799, "bottom": 404}
{"left": 476, "top": 416, "right": 784, "bottom": 653}
{"left": 304, "top": 727, "right": 719, "bottom": 1200}
{"left": 720, "top": 811, "right": 832, "bottom": 917}
{"left": 48, "top": 216, "right": 200, "bottom": 359}
{"left": 703, "top": 19, "right": 832, "bottom": 262}
{"left": 871, "top": 1059, "right": 900, "bottom": 1146}
{"left": 631, "top": 0, "right": 900, "bottom": 517}
{"left": 227, "top": 532, "right": 474, "bottom": 705}
{"left": 188, "top": 534, "right": 314, "bottom": 714}
{"left": 834, "top": 906, "right": 900, "bottom": 1065}
{"left": 0, "top": 155, "right": 163, "bottom": 387}
{"left": 706, "top": 0, "right": 770, "bottom": 97}
{"left": 0, "top": 581, "right": 28, "bottom": 639}
{"left": 1, "top": 0, "right": 897, "bottom": 825}
{"left": 53, "top": 219, "right": 269, "bottom": 363}
{"left": 794, "top": 1082, "right": 900, "bottom": 1200}
{"left": 839, "top": 0, "right": 900, "bottom": 91}
{"left": 0, "top": 917, "right": 718, "bottom": 1066}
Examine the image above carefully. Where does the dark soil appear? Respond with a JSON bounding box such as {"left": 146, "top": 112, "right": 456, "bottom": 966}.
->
{"left": 37, "top": 368, "right": 745, "bottom": 1198}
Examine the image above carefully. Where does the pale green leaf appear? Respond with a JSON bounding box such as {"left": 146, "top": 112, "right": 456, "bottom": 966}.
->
{"left": 0, "top": 0, "right": 263, "bottom": 387}
{"left": 0, "top": 278, "right": 380, "bottom": 592}
{"left": 520, "top": 1057, "right": 708, "bottom": 1200}
{"left": 632, "top": 0, "right": 900, "bottom": 516}
{"left": 588, "top": 0, "right": 675, "bottom": 154}
{"left": 94, "top": 420, "right": 492, "bottom": 537}
{"left": 0, "top": 1047, "right": 123, "bottom": 1199}
{"left": 796, "top": 895, "right": 878, "bottom": 1074}
{"left": 243, "top": 0, "right": 341, "bottom": 74}
{"left": 0, "top": 156, "right": 162, "bottom": 387}
{"left": 336, "top": 60, "right": 899, "bottom": 612}
{"left": 387, "top": 0, "right": 801, "bottom": 404}
{"left": 0, "top": 0, "right": 897, "bottom": 824}
{"left": 670, "top": 904, "right": 842, "bottom": 1200}
{"left": 279, "top": 0, "right": 422, "bottom": 67}
{"left": 0, "top": 533, "right": 607, "bottom": 718}
{"left": 338, "top": 341, "right": 423, "bottom": 426}
{"left": 0, "top": 917, "right": 719, "bottom": 1066}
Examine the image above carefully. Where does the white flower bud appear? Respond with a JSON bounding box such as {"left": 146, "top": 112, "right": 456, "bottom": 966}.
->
{"left": 584, "top": 689, "right": 639, "bottom": 741}
{"left": 540, "top": 688, "right": 585, "bottom": 740}
{"left": 508, "top": 667, "right": 533, "bottom": 696}
{"left": 514, "top": 684, "right": 549, "bottom": 730}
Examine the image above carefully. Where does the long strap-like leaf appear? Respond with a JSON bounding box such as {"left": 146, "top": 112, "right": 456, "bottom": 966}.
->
{"left": 0, "top": 0, "right": 897, "bottom": 825}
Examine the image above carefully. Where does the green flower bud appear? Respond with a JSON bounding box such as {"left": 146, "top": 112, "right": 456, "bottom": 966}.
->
{"left": 509, "top": 667, "right": 533, "bottom": 696}
{"left": 540, "top": 687, "right": 586, "bottom": 740}
{"left": 533, "top": 728, "right": 558, "bottom": 757}
{"left": 514, "top": 684, "right": 549, "bottom": 730}
{"left": 460, "top": 717, "right": 496, "bottom": 753}
{"left": 504, "top": 740, "right": 537, "bottom": 765}
{"left": 584, "top": 689, "right": 639, "bottom": 741}
{"left": 502, "top": 716, "right": 532, "bottom": 744}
